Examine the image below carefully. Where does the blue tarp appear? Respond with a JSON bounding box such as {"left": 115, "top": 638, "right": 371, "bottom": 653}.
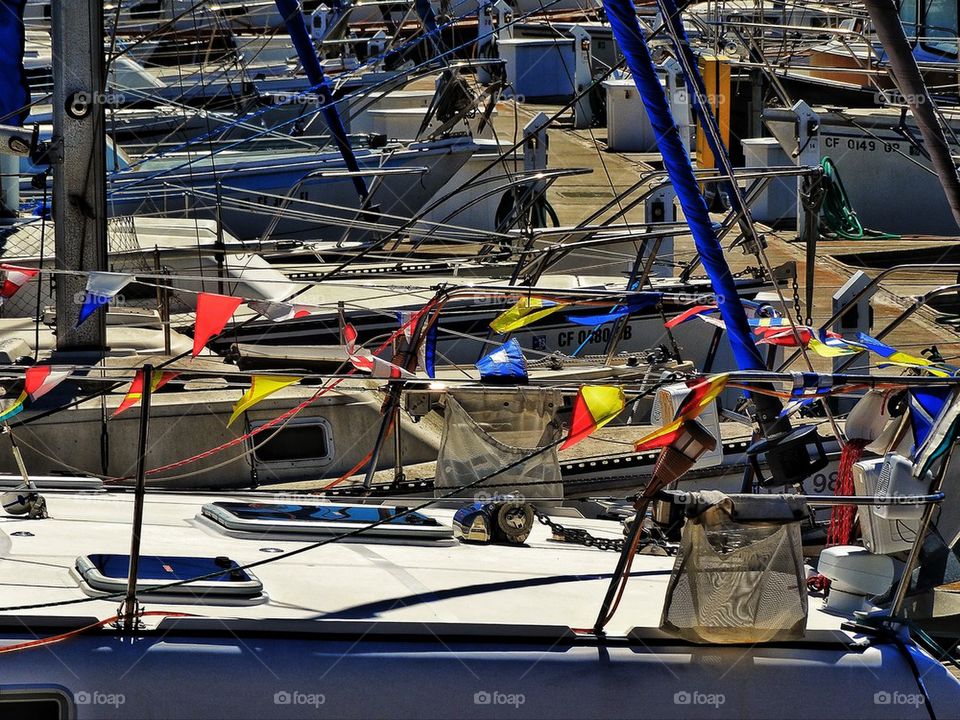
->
{"left": 601, "top": 0, "right": 767, "bottom": 372}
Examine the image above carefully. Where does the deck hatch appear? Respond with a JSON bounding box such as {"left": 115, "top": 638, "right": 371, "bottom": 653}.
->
{"left": 201, "top": 501, "right": 453, "bottom": 540}
{"left": 75, "top": 554, "right": 263, "bottom": 598}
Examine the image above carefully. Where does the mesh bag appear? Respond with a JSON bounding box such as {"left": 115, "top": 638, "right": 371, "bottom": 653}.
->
{"left": 660, "top": 496, "right": 808, "bottom": 643}
{"left": 434, "top": 389, "right": 562, "bottom": 500}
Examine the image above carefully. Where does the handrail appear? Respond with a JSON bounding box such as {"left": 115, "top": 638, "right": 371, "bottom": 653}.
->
{"left": 777, "top": 265, "right": 960, "bottom": 371}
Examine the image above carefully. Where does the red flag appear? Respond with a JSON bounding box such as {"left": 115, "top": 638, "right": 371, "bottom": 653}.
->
{"left": 193, "top": 293, "right": 242, "bottom": 357}
{"left": 114, "top": 369, "right": 178, "bottom": 417}
{"left": 664, "top": 304, "right": 718, "bottom": 329}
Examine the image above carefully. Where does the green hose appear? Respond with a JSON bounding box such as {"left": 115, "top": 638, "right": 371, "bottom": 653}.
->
{"left": 819, "top": 157, "right": 900, "bottom": 240}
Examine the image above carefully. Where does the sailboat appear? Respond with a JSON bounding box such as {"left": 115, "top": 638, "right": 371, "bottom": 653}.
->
{"left": 0, "top": 3, "right": 958, "bottom": 718}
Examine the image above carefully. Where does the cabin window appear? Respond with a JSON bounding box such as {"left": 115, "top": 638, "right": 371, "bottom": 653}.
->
{"left": 0, "top": 689, "right": 72, "bottom": 720}
{"left": 249, "top": 416, "right": 334, "bottom": 467}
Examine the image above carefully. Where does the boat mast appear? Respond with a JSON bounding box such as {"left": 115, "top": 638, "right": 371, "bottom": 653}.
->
{"left": 51, "top": 0, "right": 108, "bottom": 351}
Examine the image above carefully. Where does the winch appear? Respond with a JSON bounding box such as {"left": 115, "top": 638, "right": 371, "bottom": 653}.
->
{"left": 453, "top": 496, "right": 534, "bottom": 545}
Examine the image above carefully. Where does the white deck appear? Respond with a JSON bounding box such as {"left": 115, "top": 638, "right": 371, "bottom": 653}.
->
{"left": 0, "top": 489, "right": 845, "bottom": 636}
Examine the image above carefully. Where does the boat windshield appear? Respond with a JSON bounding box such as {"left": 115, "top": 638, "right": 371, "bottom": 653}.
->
{"left": 901, "top": 0, "right": 959, "bottom": 55}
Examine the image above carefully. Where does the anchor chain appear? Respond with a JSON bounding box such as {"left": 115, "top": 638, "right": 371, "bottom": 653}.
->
{"left": 533, "top": 509, "right": 627, "bottom": 552}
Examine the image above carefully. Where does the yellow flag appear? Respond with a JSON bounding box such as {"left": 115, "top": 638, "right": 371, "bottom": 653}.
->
{"left": 808, "top": 338, "right": 860, "bottom": 358}
{"left": 228, "top": 375, "right": 300, "bottom": 427}
{"left": 561, "top": 385, "right": 626, "bottom": 450}
{"left": 490, "top": 297, "right": 564, "bottom": 334}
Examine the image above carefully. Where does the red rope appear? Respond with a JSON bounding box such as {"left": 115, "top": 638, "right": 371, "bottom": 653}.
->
{"left": 825, "top": 438, "right": 868, "bottom": 547}
{"left": 115, "top": 296, "right": 446, "bottom": 481}
{"left": 0, "top": 611, "right": 195, "bottom": 655}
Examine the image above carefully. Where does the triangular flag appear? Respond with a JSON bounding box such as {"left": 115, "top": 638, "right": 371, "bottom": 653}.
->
{"left": 114, "top": 369, "right": 179, "bottom": 417}
{"left": 193, "top": 293, "right": 243, "bottom": 357}
{"left": 908, "top": 387, "right": 953, "bottom": 449}
{"left": 564, "top": 293, "right": 661, "bottom": 326}
{"left": 76, "top": 272, "right": 132, "bottom": 327}
{"left": 343, "top": 322, "right": 358, "bottom": 354}
{"left": 674, "top": 374, "right": 728, "bottom": 418}
{"left": 228, "top": 375, "right": 300, "bottom": 427}
{"left": 634, "top": 374, "right": 727, "bottom": 452}
{"left": 248, "top": 300, "right": 312, "bottom": 322}
{"left": 422, "top": 321, "right": 438, "bottom": 379}
{"left": 397, "top": 311, "right": 415, "bottom": 343}
{"left": 561, "top": 385, "right": 626, "bottom": 450}
{"left": 476, "top": 338, "right": 527, "bottom": 381}
{"left": 349, "top": 354, "right": 414, "bottom": 379}
{"left": 24, "top": 365, "right": 72, "bottom": 402}
{"left": 856, "top": 333, "right": 956, "bottom": 376}
{"left": 665, "top": 304, "right": 719, "bottom": 329}
{"left": 0, "top": 397, "right": 24, "bottom": 423}
{"left": 490, "top": 297, "right": 564, "bottom": 334}
{"left": 0, "top": 264, "right": 38, "bottom": 305}
{"left": 665, "top": 299, "right": 769, "bottom": 329}
{"left": 634, "top": 421, "right": 689, "bottom": 452}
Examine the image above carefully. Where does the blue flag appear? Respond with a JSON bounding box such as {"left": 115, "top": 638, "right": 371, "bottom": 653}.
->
{"left": 564, "top": 292, "right": 662, "bottom": 326}
{"left": 908, "top": 387, "right": 952, "bottom": 450}
{"left": 476, "top": 338, "right": 527, "bottom": 382}
{"left": 423, "top": 321, "right": 438, "bottom": 379}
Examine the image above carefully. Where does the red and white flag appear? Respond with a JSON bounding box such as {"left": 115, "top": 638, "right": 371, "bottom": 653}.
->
{"left": 343, "top": 322, "right": 358, "bottom": 354}
{"left": 342, "top": 322, "right": 412, "bottom": 379}
{"left": 24, "top": 365, "right": 73, "bottom": 401}
{"left": 0, "top": 264, "right": 38, "bottom": 305}
{"left": 349, "top": 354, "right": 414, "bottom": 379}
{"left": 247, "top": 300, "right": 312, "bottom": 323}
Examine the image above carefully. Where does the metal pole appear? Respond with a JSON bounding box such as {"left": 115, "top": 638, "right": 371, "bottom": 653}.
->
{"left": 154, "top": 247, "right": 171, "bottom": 355}
{"left": 123, "top": 363, "right": 154, "bottom": 632}
{"left": 362, "top": 387, "right": 400, "bottom": 490}
{"left": 5, "top": 424, "right": 30, "bottom": 488}
{"left": 392, "top": 403, "right": 404, "bottom": 487}
{"left": 51, "top": 0, "right": 108, "bottom": 351}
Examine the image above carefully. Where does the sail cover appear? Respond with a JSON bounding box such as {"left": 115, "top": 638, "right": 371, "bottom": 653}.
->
{"left": 600, "top": 0, "right": 766, "bottom": 372}
{"left": 0, "top": 0, "right": 28, "bottom": 126}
